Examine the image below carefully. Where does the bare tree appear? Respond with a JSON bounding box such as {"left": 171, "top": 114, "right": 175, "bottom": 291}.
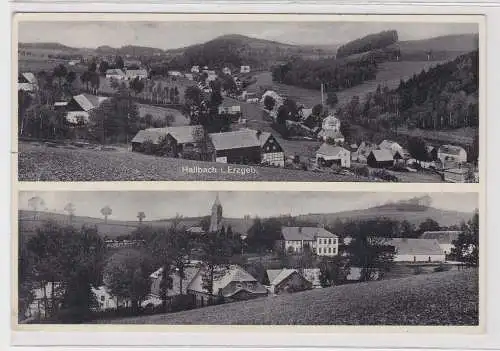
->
{"left": 137, "top": 211, "right": 146, "bottom": 224}
{"left": 64, "top": 203, "right": 76, "bottom": 224}
{"left": 100, "top": 205, "right": 112, "bottom": 223}
{"left": 28, "top": 196, "right": 46, "bottom": 220}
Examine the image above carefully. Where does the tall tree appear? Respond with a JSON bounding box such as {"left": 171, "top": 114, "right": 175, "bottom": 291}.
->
{"left": 407, "top": 136, "right": 428, "bottom": 164}
{"left": 100, "top": 205, "right": 112, "bottom": 223}
{"left": 200, "top": 230, "right": 232, "bottom": 299}
{"left": 451, "top": 211, "right": 479, "bottom": 265}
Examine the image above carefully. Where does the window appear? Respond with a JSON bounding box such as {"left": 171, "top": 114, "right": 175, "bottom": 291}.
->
{"left": 100, "top": 296, "right": 105, "bottom": 302}
{"left": 333, "top": 248, "right": 337, "bottom": 254}
{"left": 328, "top": 247, "right": 332, "bottom": 253}
{"left": 328, "top": 238, "right": 332, "bottom": 244}
{"left": 319, "top": 248, "right": 322, "bottom": 254}
{"left": 319, "top": 239, "right": 322, "bottom": 244}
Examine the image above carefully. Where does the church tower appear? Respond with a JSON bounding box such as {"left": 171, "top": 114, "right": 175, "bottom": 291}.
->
{"left": 209, "top": 193, "right": 223, "bottom": 233}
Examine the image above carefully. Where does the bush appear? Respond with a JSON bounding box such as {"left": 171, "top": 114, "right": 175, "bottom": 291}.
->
{"left": 433, "top": 264, "right": 451, "bottom": 273}
{"left": 371, "top": 169, "right": 399, "bottom": 182}
{"left": 352, "top": 165, "right": 370, "bottom": 177}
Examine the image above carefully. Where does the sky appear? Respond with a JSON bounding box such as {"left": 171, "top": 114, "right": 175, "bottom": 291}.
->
{"left": 18, "top": 21, "right": 479, "bottom": 50}
{"left": 18, "top": 191, "right": 478, "bottom": 221}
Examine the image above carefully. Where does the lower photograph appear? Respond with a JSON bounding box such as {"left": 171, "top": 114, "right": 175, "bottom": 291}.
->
{"left": 16, "top": 190, "right": 479, "bottom": 326}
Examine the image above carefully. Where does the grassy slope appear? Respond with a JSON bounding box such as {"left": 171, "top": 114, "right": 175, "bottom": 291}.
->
{"left": 18, "top": 142, "right": 360, "bottom": 182}
{"left": 94, "top": 269, "right": 478, "bottom": 325}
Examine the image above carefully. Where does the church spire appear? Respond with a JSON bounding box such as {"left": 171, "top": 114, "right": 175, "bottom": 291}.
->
{"left": 209, "top": 193, "right": 223, "bottom": 233}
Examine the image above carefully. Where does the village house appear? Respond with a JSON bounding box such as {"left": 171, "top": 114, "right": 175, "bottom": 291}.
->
{"left": 438, "top": 144, "right": 467, "bottom": 165}
{"left": 222, "top": 67, "right": 232, "bottom": 75}
{"left": 217, "top": 100, "right": 242, "bottom": 116}
{"left": 65, "top": 93, "right": 109, "bottom": 124}
{"left": 387, "top": 238, "right": 445, "bottom": 262}
{"left": 125, "top": 69, "right": 148, "bottom": 81}
{"left": 187, "top": 265, "right": 268, "bottom": 307}
{"left": 240, "top": 65, "right": 251, "bottom": 73}
{"left": 131, "top": 125, "right": 204, "bottom": 156}
{"left": 105, "top": 68, "right": 126, "bottom": 80}
{"left": 191, "top": 65, "right": 200, "bottom": 73}
{"left": 18, "top": 72, "right": 38, "bottom": 92}
{"left": 209, "top": 129, "right": 285, "bottom": 167}
{"left": 420, "top": 231, "right": 462, "bottom": 256}
{"left": 147, "top": 265, "right": 200, "bottom": 301}
{"left": 123, "top": 59, "right": 142, "bottom": 68}
{"left": 321, "top": 114, "right": 341, "bottom": 132}
{"left": 266, "top": 269, "right": 313, "bottom": 294}
{"left": 206, "top": 71, "right": 218, "bottom": 82}
{"left": 367, "top": 149, "right": 402, "bottom": 168}
{"left": 279, "top": 226, "right": 339, "bottom": 256}
{"left": 379, "top": 140, "right": 404, "bottom": 156}
{"left": 168, "top": 70, "right": 183, "bottom": 77}
{"left": 316, "top": 143, "right": 351, "bottom": 168}
{"left": 318, "top": 129, "right": 345, "bottom": 143}
{"left": 353, "top": 141, "right": 377, "bottom": 163}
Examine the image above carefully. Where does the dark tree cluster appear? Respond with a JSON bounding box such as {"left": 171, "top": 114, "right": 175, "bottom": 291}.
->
{"left": 336, "top": 30, "right": 399, "bottom": 59}
{"left": 272, "top": 57, "right": 378, "bottom": 92}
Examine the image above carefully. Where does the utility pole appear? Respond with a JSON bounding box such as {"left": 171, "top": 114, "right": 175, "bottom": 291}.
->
{"left": 321, "top": 83, "right": 325, "bottom": 107}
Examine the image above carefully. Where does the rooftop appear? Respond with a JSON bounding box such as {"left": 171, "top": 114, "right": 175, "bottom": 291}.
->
{"left": 281, "top": 226, "right": 337, "bottom": 241}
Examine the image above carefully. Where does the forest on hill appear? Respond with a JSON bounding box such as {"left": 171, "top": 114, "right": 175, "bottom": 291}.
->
{"left": 336, "top": 30, "right": 399, "bottom": 58}
{"left": 337, "top": 50, "right": 479, "bottom": 131}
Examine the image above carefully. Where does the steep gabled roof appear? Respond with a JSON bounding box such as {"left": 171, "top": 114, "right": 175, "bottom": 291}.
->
{"left": 421, "top": 231, "right": 462, "bottom": 244}
{"left": 388, "top": 238, "right": 444, "bottom": 256}
{"left": 105, "top": 68, "right": 125, "bottom": 76}
{"left": 131, "top": 125, "right": 203, "bottom": 145}
{"left": 316, "top": 143, "right": 349, "bottom": 157}
{"left": 209, "top": 129, "right": 273, "bottom": 151}
{"left": 281, "top": 227, "right": 337, "bottom": 241}
{"left": 72, "top": 93, "right": 109, "bottom": 112}
{"left": 369, "top": 149, "right": 394, "bottom": 162}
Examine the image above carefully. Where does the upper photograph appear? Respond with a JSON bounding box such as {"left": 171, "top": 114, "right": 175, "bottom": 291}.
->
{"left": 15, "top": 15, "right": 481, "bottom": 182}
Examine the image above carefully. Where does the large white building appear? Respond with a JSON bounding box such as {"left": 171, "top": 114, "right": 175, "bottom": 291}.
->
{"left": 280, "top": 227, "right": 339, "bottom": 257}
{"left": 387, "top": 238, "right": 445, "bottom": 262}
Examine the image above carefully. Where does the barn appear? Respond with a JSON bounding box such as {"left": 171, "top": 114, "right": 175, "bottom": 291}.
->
{"left": 367, "top": 149, "right": 402, "bottom": 168}
{"left": 209, "top": 129, "right": 284, "bottom": 167}
{"left": 388, "top": 238, "right": 446, "bottom": 262}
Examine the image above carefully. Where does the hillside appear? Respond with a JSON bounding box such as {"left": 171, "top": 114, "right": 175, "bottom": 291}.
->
{"left": 94, "top": 269, "right": 479, "bottom": 325}
{"left": 18, "top": 42, "right": 80, "bottom": 52}
{"left": 295, "top": 204, "right": 472, "bottom": 228}
{"left": 397, "top": 33, "right": 479, "bottom": 53}
{"left": 167, "top": 34, "right": 336, "bottom": 70}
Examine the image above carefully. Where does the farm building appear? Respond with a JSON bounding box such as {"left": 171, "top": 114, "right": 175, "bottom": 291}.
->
{"left": 316, "top": 143, "right": 351, "bottom": 168}
{"left": 240, "top": 65, "right": 251, "bottom": 73}
{"left": 420, "top": 231, "right": 462, "bottom": 255}
{"left": 105, "top": 68, "right": 126, "bottom": 80}
{"left": 131, "top": 125, "right": 204, "bottom": 156}
{"left": 438, "top": 144, "right": 467, "bottom": 165}
{"left": 209, "top": 129, "right": 284, "bottom": 167}
{"left": 443, "top": 167, "right": 470, "bottom": 183}
{"left": 387, "top": 238, "right": 445, "bottom": 262}
{"left": 321, "top": 114, "right": 341, "bottom": 132}
{"left": 187, "top": 265, "right": 268, "bottom": 307}
{"left": 217, "top": 100, "right": 242, "bottom": 116}
{"left": 65, "top": 93, "right": 109, "bottom": 124}
{"left": 379, "top": 140, "right": 404, "bottom": 156}
{"left": 18, "top": 72, "right": 38, "bottom": 92}
{"left": 318, "top": 129, "right": 345, "bottom": 143}
{"left": 125, "top": 69, "right": 148, "bottom": 80}
{"left": 367, "top": 149, "right": 402, "bottom": 168}
{"left": 266, "top": 269, "right": 313, "bottom": 294}
{"left": 279, "top": 227, "right": 339, "bottom": 257}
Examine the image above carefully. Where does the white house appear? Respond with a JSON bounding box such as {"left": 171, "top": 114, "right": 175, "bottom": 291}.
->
{"left": 280, "top": 226, "right": 339, "bottom": 257}
{"left": 105, "top": 68, "right": 126, "bottom": 80}
{"left": 387, "top": 238, "right": 445, "bottom": 262}
{"left": 125, "top": 69, "right": 148, "bottom": 80}
{"left": 379, "top": 140, "right": 404, "bottom": 156}
{"left": 321, "top": 114, "right": 341, "bottom": 132}
{"left": 318, "top": 130, "right": 345, "bottom": 143}
{"left": 222, "top": 67, "right": 232, "bottom": 75}
{"left": 240, "top": 65, "right": 251, "bottom": 73}
{"left": 168, "top": 70, "right": 183, "bottom": 77}
{"left": 191, "top": 65, "right": 200, "bottom": 73}
{"left": 316, "top": 143, "right": 351, "bottom": 168}
{"left": 438, "top": 144, "right": 467, "bottom": 165}
{"left": 420, "top": 231, "right": 462, "bottom": 255}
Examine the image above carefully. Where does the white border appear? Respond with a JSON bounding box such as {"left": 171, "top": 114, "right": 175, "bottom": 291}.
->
{"left": 5, "top": 2, "right": 499, "bottom": 351}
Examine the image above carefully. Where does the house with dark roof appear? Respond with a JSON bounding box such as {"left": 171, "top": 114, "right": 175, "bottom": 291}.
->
{"left": 279, "top": 227, "right": 339, "bottom": 257}
{"left": 387, "top": 238, "right": 445, "bottom": 262}
{"left": 316, "top": 143, "right": 351, "bottom": 168}
{"left": 209, "top": 129, "right": 284, "bottom": 167}
{"left": 266, "top": 269, "right": 313, "bottom": 294}
{"left": 131, "top": 125, "right": 205, "bottom": 156}
{"left": 420, "top": 231, "right": 462, "bottom": 255}
{"left": 65, "top": 93, "right": 109, "bottom": 124}
{"left": 187, "top": 265, "right": 268, "bottom": 307}
{"left": 367, "top": 149, "right": 402, "bottom": 168}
